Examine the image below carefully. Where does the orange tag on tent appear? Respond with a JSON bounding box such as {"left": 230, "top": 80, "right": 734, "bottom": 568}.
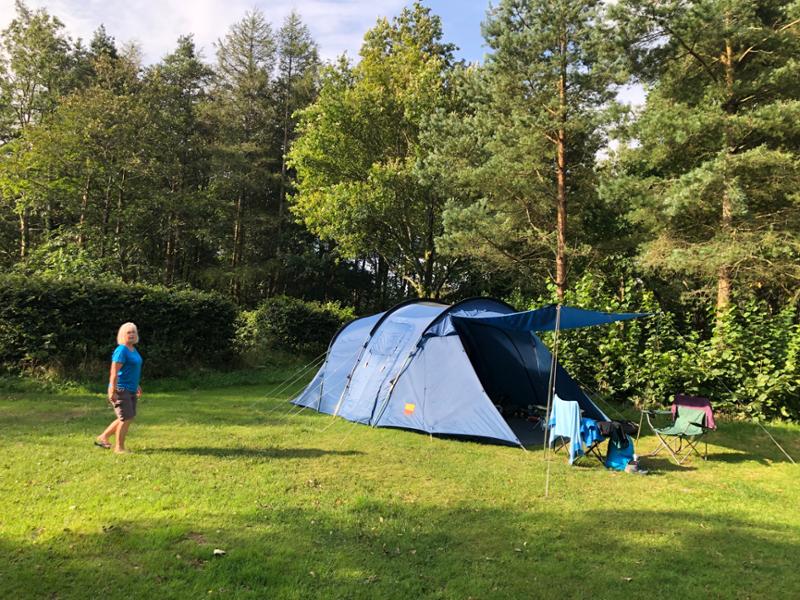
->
{"left": 404, "top": 403, "right": 416, "bottom": 415}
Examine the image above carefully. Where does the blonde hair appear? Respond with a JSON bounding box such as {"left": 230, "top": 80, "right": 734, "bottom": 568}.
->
{"left": 116, "top": 322, "right": 139, "bottom": 345}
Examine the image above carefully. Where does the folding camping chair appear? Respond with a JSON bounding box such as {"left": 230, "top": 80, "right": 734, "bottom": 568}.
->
{"left": 548, "top": 396, "right": 605, "bottom": 465}
{"left": 644, "top": 394, "right": 716, "bottom": 465}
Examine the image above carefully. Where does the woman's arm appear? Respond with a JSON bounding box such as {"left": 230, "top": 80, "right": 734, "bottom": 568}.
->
{"left": 108, "top": 362, "right": 122, "bottom": 402}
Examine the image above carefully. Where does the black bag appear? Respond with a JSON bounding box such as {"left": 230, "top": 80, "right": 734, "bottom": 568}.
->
{"left": 598, "top": 420, "right": 639, "bottom": 449}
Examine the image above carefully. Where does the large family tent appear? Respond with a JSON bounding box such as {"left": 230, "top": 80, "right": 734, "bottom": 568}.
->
{"left": 292, "top": 298, "right": 647, "bottom": 446}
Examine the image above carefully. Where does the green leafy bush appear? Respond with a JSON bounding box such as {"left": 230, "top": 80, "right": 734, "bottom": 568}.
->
{"left": 240, "top": 296, "right": 356, "bottom": 357}
{"left": 513, "top": 265, "right": 799, "bottom": 421}
{"left": 0, "top": 276, "right": 237, "bottom": 377}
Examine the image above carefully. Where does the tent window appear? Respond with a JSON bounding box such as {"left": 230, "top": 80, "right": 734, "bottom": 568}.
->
{"left": 369, "top": 322, "right": 413, "bottom": 357}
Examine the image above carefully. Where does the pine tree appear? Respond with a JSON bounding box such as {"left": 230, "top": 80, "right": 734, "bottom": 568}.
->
{"left": 613, "top": 0, "right": 800, "bottom": 319}
{"left": 144, "top": 35, "right": 214, "bottom": 285}
{"left": 275, "top": 11, "right": 319, "bottom": 232}
{"left": 209, "top": 9, "right": 279, "bottom": 301}
{"left": 89, "top": 24, "right": 118, "bottom": 60}
{"left": 432, "top": 0, "right": 622, "bottom": 300}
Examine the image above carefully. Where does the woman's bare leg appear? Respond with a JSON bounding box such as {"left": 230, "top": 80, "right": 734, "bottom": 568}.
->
{"left": 115, "top": 420, "right": 132, "bottom": 453}
{"left": 98, "top": 418, "right": 120, "bottom": 444}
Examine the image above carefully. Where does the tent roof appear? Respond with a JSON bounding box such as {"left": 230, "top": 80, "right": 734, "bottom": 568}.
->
{"left": 423, "top": 297, "right": 516, "bottom": 337}
{"left": 350, "top": 298, "right": 650, "bottom": 341}
{"left": 455, "top": 304, "right": 651, "bottom": 333}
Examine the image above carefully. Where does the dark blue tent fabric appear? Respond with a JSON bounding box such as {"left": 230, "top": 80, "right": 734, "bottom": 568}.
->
{"left": 450, "top": 318, "right": 606, "bottom": 421}
{"left": 292, "top": 300, "right": 632, "bottom": 445}
{"left": 457, "top": 304, "right": 650, "bottom": 332}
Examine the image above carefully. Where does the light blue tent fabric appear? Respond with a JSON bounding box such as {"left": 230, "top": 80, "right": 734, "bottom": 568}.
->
{"left": 336, "top": 303, "right": 445, "bottom": 424}
{"left": 375, "top": 334, "right": 518, "bottom": 442}
{"left": 292, "top": 299, "right": 637, "bottom": 445}
{"left": 292, "top": 313, "right": 383, "bottom": 412}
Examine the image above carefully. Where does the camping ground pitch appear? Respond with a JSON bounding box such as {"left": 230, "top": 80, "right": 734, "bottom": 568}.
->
{"left": 1, "top": 378, "right": 798, "bottom": 599}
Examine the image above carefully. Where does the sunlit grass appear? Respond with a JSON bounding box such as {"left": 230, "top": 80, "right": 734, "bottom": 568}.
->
{"left": 1, "top": 375, "right": 798, "bottom": 599}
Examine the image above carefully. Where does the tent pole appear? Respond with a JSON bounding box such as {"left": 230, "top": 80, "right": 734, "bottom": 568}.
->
{"left": 331, "top": 341, "right": 370, "bottom": 418}
{"left": 543, "top": 304, "right": 562, "bottom": 498}
{"left": 638, "top": 312, "right": 662, "bottom": 442}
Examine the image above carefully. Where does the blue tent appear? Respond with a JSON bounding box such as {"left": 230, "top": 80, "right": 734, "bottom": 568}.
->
{"left": 292, "top": 298, "right": 646, "bottom": 446}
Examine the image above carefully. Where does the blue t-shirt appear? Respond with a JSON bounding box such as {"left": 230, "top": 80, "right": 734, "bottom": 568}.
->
{"left": 111, "top": 345, "right": 143, "bottom": 391}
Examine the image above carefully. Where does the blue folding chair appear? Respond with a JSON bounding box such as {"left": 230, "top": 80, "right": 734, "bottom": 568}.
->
{"left": 548, "top": 396, "right": 605, "bottom": 464}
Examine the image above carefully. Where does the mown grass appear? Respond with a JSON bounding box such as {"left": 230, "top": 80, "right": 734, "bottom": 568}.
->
{"left": 1, "top": 372, "right": 798, "bottom": 599}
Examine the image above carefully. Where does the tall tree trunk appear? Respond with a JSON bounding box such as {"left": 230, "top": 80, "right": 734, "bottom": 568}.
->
{"left": 19, "top": 208, "right": 28, "bottom": 259}
{"left": 555, "top": 31, "right": 568, "bottom": 303}
{"left": 377, "top": 255, "right": 387, "bottom": 309}
{"left": 423, "top": 195, "right": 436, "bottom": 298}
{"left": 278, "top": 55, "right": 293, "bottom": 245}
{"left": 164, "top": 211, "right": 175, "bottom": 286}
{"left": 230, "top": 194, "right": 244, "bottom": 301}
{"left": 716, "top": 31, "right": 735, "bottom": 325}
{"left": 173, "top": 221, "right": 181, "bottom": 285}
{"left": 100, "top": 175, "right": 113, "bottom": 258}
{"left": 232, "top": 194, "right": 243, "bottom": 268}
{"left": 115, "top": 175, "right": 124, "bottom": 272}
{"left": 43, "top": 200, "right": 51, "bottom": 233}
{"left": 77, "top": 173, "right": 91, "bottom": 250}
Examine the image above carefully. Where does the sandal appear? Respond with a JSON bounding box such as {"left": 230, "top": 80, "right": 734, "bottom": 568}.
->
{"left": 94, "top": 439, "right": 112, "bottom": 449}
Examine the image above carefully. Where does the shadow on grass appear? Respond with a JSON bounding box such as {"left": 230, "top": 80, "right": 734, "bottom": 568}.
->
{"left": 0, "top": 393, "right": 312, "bottom": 432}
{"left": 636, "top": 455, "right": 698, "bottom": 473}
{"left": 1, "top": 505, "right": 798, "bottom": 599}
{"left": 702, "top": 451, "right": 773, "bottom": 464}
{"left": 139, "top": 446, "right": 364, "bottom": 460}
{"left": 2, "top": 392, "right": 798, "bottom": 465}
{"left": 637, "top": 415, "right": 799, "bottom": 465}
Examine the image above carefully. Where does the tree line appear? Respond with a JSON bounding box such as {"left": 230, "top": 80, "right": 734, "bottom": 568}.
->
{"left": 1, "top": 0, "right": 798, "bottom": 323}
{"left": 0, "top": 1, "right": 333, "bottom": 306}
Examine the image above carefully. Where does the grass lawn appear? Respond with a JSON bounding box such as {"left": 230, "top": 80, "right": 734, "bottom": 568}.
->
{"left": 1, "top": 373, "right": 798, "bottom": 599}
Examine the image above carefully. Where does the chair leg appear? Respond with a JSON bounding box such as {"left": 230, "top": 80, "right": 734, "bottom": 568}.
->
{"left": 579, "top": 440, "right": 605, "bottom": 465}
{"left": 651, "top": 432, "right": 682, "bottom": 465}
{"left": 590, "top": 442, "right": 606, "bottom": 464}
{"left": 551, "top": 436, "right": 568, "bottom": 454}
{"left": 683, "top": 437, "right": 704, "bottom": 460}
{"left": 673, "top": 437, "right": 709, "bottom": 465}
{"left": 648, "top": 434, "right": 668, "bottom": 457}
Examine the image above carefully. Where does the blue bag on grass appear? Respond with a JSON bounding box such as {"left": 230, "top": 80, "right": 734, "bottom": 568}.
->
{"left": 605, "top": 434, "right": 635, "bottom": 471}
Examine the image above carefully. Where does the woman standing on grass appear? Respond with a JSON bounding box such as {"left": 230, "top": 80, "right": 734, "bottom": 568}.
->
{"left": 95, "top": 322, "right": 143, "bottom": 454}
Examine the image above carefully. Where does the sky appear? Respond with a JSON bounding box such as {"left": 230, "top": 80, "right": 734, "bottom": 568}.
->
{"left": 0, "top": 0, "right": 644, "bottom": 105}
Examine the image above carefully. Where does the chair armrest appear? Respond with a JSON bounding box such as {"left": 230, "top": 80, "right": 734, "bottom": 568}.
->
{"left": 643, "top": 409, "right": 671, "bottom": 415}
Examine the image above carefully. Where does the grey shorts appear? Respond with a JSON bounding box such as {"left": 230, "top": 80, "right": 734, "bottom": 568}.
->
{"left": 112, "top": 389, "right": 137, "bottom": 421}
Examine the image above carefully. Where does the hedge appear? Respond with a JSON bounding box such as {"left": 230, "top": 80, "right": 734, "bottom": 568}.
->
{"left": 0, "top": 276, "right": 237, "bottom": 377}
{"left": 238, "top": 296, "right": 356, "bottom": 357}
